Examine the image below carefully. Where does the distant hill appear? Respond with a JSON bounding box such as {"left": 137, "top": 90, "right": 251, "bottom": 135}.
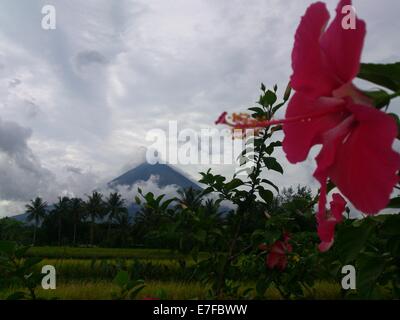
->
{"left": 108, "top": 162, "right": 201, "bottom": 190}
{"left": 11, "top": 212, "right": 29, "bottom": 223}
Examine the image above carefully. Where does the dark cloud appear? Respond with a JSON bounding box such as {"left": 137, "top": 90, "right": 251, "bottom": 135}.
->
{"left": 65, "top": 165, "right": 83, "bottom": 175}
{"left": 0, "top": 117, "right": 56, "bottom": 201}
{"left": 0, "top": 117, "right": 32, "bottom": 156}
{"left": 75, "top": 50, "right": 108, "bottom": 69}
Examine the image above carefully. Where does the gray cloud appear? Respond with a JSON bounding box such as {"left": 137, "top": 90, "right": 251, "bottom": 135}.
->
{"left": 0, "top": 117, "right": 56, "bottom": 201}
{"left": 8, "top": 78, "right": 21, "bottom": 88}
{"left": 75, "top": 50, "right": 108, "bottom": 69}
{"left": 65, "top": 165, "right": 83, "bottom": 175}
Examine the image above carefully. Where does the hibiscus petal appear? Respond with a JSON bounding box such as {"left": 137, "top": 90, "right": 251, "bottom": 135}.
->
{"left": 277, "top": 257, "right": 288, "bottom": 271}
{"left": 329, "top": 104, "right": 400, "bottom": 214}
{"left": 330, "top": 193, "right": 346, "bottom": 221}
{"left": 317, "top": 216, "right": 336, "bottom": 241}
{"left": 270, "top": 241, "right": 286, "bottom": 255}
{"left": 318, "top": 239, "right": 334, "bottom": 252}
{"left": 291, "top": 2, "right": 339, "bottom": 97}
{"left": 266, "top": 252, "right": 280, "bottom": 269}
{"left": 317, "top": 193, "right": 346, "bottom": 252}
{"left": 283, "top": 93, "right": 347, "bottom": 163}
{"left": 320, "top": 0, "right": 366, "bottom": 84}
{"left": 313, "top": 114, "right": 354, "bottom": 217}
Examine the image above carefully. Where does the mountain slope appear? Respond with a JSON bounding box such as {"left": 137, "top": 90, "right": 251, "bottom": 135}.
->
{"left": 108, "top": 162, "right": 201, "bottom": 190}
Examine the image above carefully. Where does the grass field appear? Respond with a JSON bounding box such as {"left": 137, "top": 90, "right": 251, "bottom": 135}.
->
{"left": 0, "top": 246, "right": 343, "bottom": 300}
{"left": 25, "top": 246, "right": 199, "bottom": 260}
{"left": 0, "top": 280, "right": 342, "bottom": 300}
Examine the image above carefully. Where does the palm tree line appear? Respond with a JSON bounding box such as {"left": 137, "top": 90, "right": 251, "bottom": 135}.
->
{"left": 23, "top": 187, "right": 215, "bottom": 247}
{"left": 25, "top": 191, "right": 129, "bottom": 246}
{"left": 10, "top": 186, "right": 313, "bottom": 249}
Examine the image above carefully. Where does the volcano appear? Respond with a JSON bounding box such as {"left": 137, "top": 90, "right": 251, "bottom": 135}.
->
{"left": 108, "top": 162, "right": 201, "bottom": 190}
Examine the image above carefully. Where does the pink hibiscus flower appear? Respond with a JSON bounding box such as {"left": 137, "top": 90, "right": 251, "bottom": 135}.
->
{"left": 284, "top": 0, "right": 400, "bottom": 218}
{"left": 317, "top": 193, "right": 347, "bottom": 252}
{"left": 215, "top": 0, "right": 400, "bottom": 251}
{"left": 266, "top": 233, "right": 293, "bottom": 271}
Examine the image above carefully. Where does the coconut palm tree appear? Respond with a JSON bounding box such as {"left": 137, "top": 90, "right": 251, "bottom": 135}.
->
{"left": 114, "top": 211, "right": 131, "bottom": 247}
{"left": 53, "top": 196, "right": 70, "bottom": 246}
{"left": 85, "top": 191, "right": 105, "bottom": 245}
{"left": 70, "top": 197, "right": 84, "bottom": 246}
{"left": 105, "top": 192, "right": 128, "bottom": 243}
{"left": 26, "top": 197, "right": 48, "bottom": 245}
{"left": 176, "top": 187, "right": 203, "bottom": 211}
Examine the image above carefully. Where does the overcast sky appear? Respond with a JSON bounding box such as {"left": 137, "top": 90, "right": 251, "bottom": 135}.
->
{"left": 0, "top": 0, "right": 399, "bottom": 217}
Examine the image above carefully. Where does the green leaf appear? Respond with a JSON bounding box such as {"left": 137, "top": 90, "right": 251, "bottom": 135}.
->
{"left": 129, "top": 285, "right": 146, "bottom": 299}
{"left": 363, "top": 90, "right": 391, "bottom": 109}
{"left": 113, "top": 270, "right": 129, "bottom": 287}
{"left": 356, "top": 253, "right": 385, "bottom": 299}
{"left": 194, "top": 230, "right": 207, "bottom": 243}
{"left": 265, "top": 141, "right": 282, "bottom": 155}
{"left": 358, "top": 62, "right": 400, "bottom": 92}
{"left": 264, "top": 157, "right": 284, "bottom": 174}
{"left": 160, "top": 199, "right": 175, "bottom": 211}
{"left": 134, "top": 196, "right": 141, "bottom": 205}
{"left": 259, "top": 189, "right": 273, "bottom": 205}
{"left": 256, "top": 277, "right": 271, "bottom": 297}
{"left": 145, "top": 192, "right": 155, "bottom": 203}
{"left": 261, "top": 179, "right": 279, "bottom": 193}
{"left": 387, "top": 196, "right": 400, "bottom": 209}
{"left": 264, "top": 90, "right": 277, "bottom": 106}
{"left": 283, "top": 83, "right": 292, "bottom": 101}
{"left": 22, "top": 257, "right": 42, "bottom": 270}
{"left": 248, "top": 107, "right": 264, "bottom": 115}
{"left": 0, "top": 241, "right": 16, "bottom": 255}
{"left": 335, "top": 219, "right": 376, "bottom": 263}
{"left": 381, "top": 215, "right": 400, "bottom": 236}
{"left": 224, "top": 178, "right": 244, "bottom": 191}
{"left": 14, "top": 246, "right": 29, "bottom": 258}
{"left": 272, "top": 102, "right": 285, "bottom": 114}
